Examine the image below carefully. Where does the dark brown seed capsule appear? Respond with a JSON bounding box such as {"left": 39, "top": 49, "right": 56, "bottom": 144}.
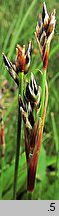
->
{"left": 19, "top": 96, "right": 26, "bottom": 112}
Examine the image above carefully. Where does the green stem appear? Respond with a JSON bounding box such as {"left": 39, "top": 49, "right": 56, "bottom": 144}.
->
{"left": 13, "top": 72, "right": 24, "bottom": 200}
{"left": 40, "top": 69, "right": 46, "bottom": 117}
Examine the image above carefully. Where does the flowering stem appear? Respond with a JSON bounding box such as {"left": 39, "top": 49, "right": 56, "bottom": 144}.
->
{"left": 27, "top": 81, "right": 48, "bottom": 192}
{"left": 40, "top": 69, "right": 46, "bottom": 117}
{"left": 13, "top": 72, "right": 24, "bottom": 200}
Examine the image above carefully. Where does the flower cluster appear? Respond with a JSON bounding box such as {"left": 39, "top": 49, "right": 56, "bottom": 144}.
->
{"left": 35, "top": 2, "right": 56, "bottom": 70}
{"left": 19, "top": 74, "right": 41, "bottom": 191}
{"left": 3, "top": 41, "right": 32, "bottom": 84}
{"left": 15, "top": 41, "right": 32, "bottom": 73}
{"left": 19, "top": 73, "right": 41, "bottom": 129}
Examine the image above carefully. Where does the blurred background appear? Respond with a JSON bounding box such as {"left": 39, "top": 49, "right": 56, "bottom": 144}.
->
{"left": 0, "top": 0, "right": 59, "bottom": 200}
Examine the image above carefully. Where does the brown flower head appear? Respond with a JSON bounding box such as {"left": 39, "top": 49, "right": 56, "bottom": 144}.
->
{"left": 35, "top": 2, "right": 56, "bottom": 70}
{"left": 2, "top": 41, "right": 32, "bottom": 86}
{"left": 15, "top": 41, "right": 32, "bottom": 73}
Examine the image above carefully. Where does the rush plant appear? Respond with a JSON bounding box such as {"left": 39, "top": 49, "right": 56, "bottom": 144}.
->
{"left": 2, "top": 2, "right": 56, "bottom": 199}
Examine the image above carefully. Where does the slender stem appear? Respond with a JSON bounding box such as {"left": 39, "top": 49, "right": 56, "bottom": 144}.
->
{"left": 40, "top": 69, "right": 46, "bottom": 117}
{"left": 13, "top": 102, "right": 21, "bottom": 200}
{"left": 13, "top": 72, "right": 24, "bottom": 200}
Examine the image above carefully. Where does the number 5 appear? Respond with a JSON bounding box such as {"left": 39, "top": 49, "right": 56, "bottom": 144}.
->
{"left": 50, "top": 203, "right": 55, "bottom": 211}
